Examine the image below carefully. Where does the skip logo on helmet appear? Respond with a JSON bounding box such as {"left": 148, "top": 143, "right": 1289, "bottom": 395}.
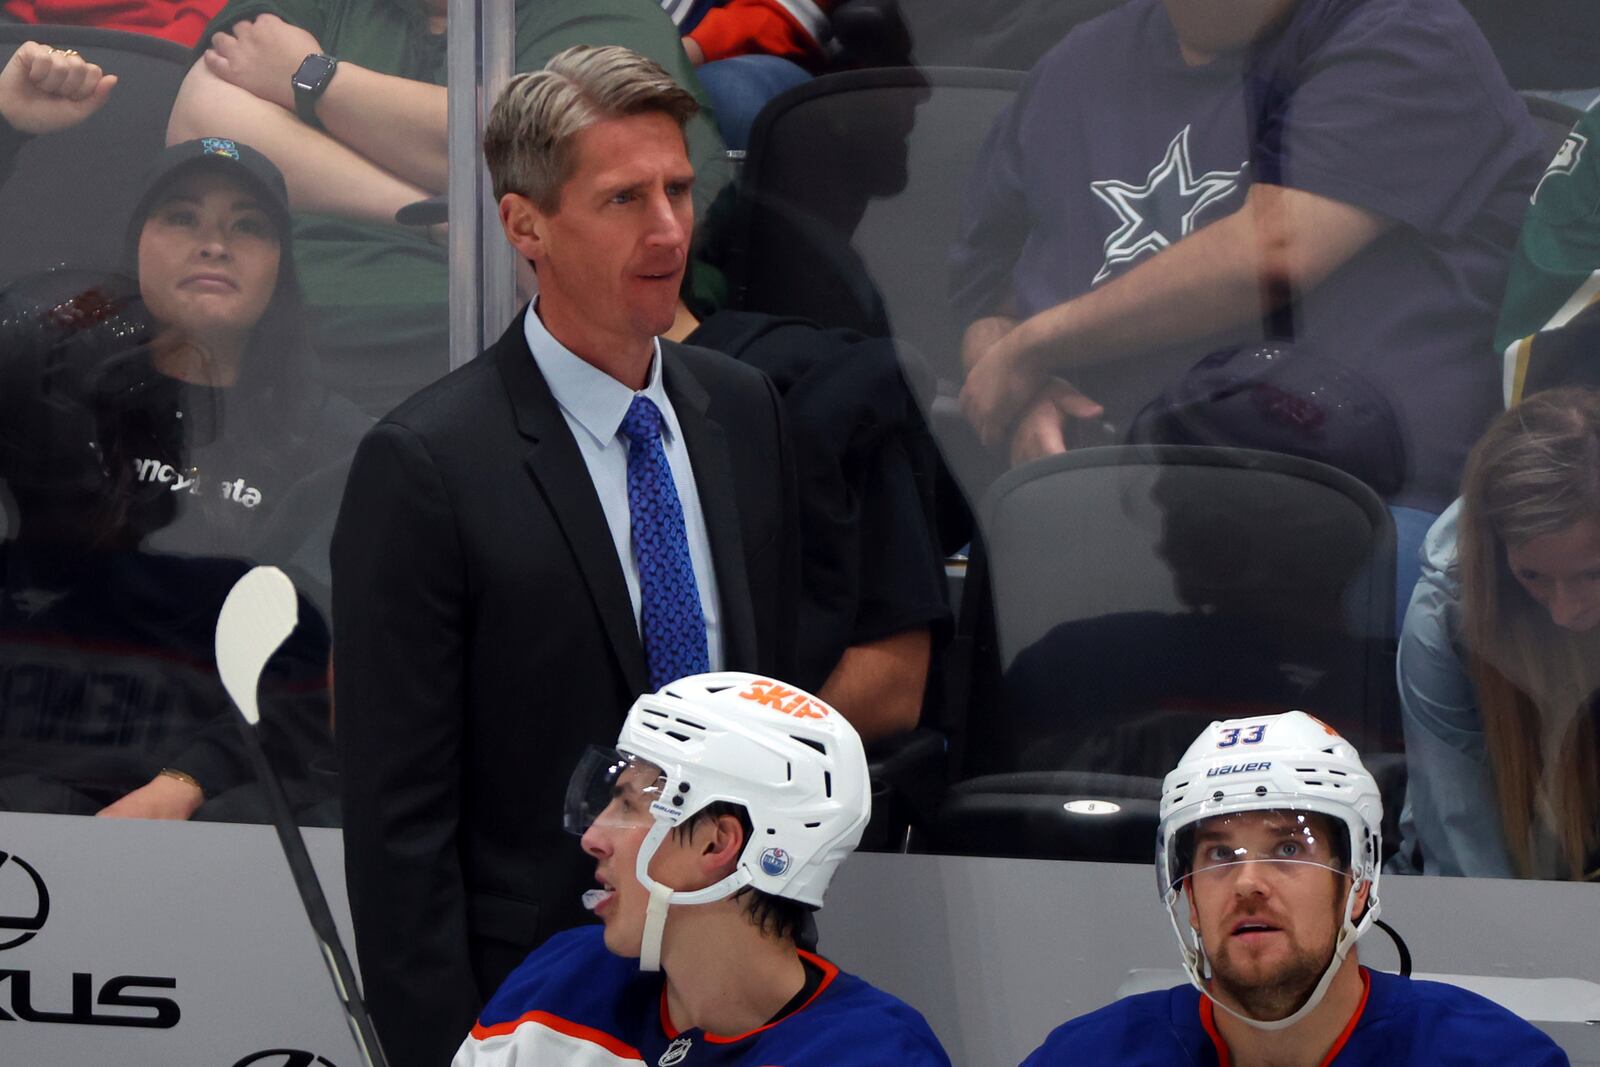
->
{"left": 738, "top": 679, "right": 830, "bottom": 720}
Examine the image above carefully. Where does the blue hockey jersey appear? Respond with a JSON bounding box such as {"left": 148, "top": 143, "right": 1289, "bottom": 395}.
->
{"left": 1021, "top": 968, "right": 1569, "bottom": 1066}
{"left": 454, "top": 926, "right": 951, "bottom": 1066}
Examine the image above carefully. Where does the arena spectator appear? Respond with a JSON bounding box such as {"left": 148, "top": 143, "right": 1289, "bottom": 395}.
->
{"left": 166, "top": 0, "right": 727, "bottom": 415}
{"left": 0, "top": 135, "right": 358, "bottom": 824}
{"left": 664, "top": 0, "right": 836, "bottom": 149}
{"left": 0, "top": 267, "right": 333, "bottom": 824}
{"left": 455, "top": 673, "right": 951, "bottom": 1065}
{"left": 117, "top": 138, "right": 369, "bottom": 618}
{"left": 1396, "top": 387, "right": 1600, "bottom": 880}
{"left": 1022, "top": 711, "right": 1569, "bottom": 1065}
{"left": 332, "top": 47, "right": 796, "bottom": 1066}
{"left": 1, "top": 60, "right": 343, "bottom": 821}
{"left": 1497, "top": 107, "right": 1600, "bottom": 407}
{"left": 952, "top": 0, "right": 1546, "bottom": 610}
{"left": 1, "top": 0, "right": 228, "bottom": 47}
{"left": 669, "top": 300, "right": 946, "bottom": 742}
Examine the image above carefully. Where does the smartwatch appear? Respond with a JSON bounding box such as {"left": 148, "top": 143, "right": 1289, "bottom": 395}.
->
{"left": 291, "top": 53, "right": 339, "bottom": 128}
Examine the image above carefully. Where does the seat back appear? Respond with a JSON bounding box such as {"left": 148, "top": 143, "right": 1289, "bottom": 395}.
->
{"left": 1520, "top": 91, "right": 1587, "bottom": 166}
{"left": 730, "top": 67, "right": 1023, "bottom": 385}
{"left": 0, "top": 27, "right": 192, "bottom": 284}
{"left": 974, "top": 445, "right": 1397, "bottom": 778}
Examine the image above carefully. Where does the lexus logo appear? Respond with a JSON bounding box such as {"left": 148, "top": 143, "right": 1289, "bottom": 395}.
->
{"left": 0, "top": 851, "right": 49, "bottom": 951}
{"left": 231, "top": 1051, "right": 339, "bottom": 1067}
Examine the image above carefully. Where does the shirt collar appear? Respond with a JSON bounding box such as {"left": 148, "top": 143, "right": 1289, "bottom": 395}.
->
{"left": 523, "top": 301, "right": 674, "bottom": 448}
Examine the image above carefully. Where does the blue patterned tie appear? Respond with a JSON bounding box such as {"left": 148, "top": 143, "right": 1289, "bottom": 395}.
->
{"left": 620, "top": 395, "right": 709, "bottom": 689}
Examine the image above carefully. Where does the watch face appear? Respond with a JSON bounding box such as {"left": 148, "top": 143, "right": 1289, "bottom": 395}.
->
{"left": 293, "top": 55, "right": 335, "bottom": 92}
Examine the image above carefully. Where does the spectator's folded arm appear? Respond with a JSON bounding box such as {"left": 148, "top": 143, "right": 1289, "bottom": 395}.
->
{"left": 312, "top": 64, "right": 448, "bottom": 195}
{"left": 167, "top": 57, "right": 428, "bottom": 226}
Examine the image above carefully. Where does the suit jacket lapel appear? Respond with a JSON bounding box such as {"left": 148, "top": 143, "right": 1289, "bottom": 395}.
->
{"left": 662, "top": 341, "right": 760, "bottom": 670}
{"left": 494, "top": 313, "right": 650, "bottom": 694}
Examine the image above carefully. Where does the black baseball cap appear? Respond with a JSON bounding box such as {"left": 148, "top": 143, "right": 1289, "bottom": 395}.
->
{"left": 127, "top": 137, "right": 293, "bottom": 243}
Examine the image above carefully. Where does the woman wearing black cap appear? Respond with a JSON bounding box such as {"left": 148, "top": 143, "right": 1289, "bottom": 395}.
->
{"left": 0, "top": 138, "right": 365, "bottom": 822}
{"left": 114, "top": 139, "right": 368, "bottom": 585}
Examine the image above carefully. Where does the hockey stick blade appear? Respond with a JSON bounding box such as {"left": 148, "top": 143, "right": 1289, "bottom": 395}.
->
{"left": 216, "top": 566, "right": 298, "bottom": 726}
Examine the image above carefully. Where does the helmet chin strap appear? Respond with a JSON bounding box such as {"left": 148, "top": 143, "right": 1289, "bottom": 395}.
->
{"left": 633, "top": 820, "right": 754, "bottom": 973}
{"left": 638, "top": 881, "right": 674, "bottom": 973}
{"left": 1168, "top": 876, "right": 1368, "bottom": 1033}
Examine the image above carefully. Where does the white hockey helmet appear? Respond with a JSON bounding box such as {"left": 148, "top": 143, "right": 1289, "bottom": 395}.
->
{"left": 1156, "top": 711, "right": 1383, "bottom": 1030}
{"left": 564, "top": 672, "right": 870, "bottom": 969}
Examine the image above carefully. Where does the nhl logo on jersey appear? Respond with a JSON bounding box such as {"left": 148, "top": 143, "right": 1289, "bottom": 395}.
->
{"left": 760, "top": 847, "right": 791, "bottom": 876}
{"left": 658, "top": 1036, "right": 693, "bottom": 1066}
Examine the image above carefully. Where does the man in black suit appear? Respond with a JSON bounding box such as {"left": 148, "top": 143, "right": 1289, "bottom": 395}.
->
{"left": 331, "top": 46, "right": 796, "bottom": 1067}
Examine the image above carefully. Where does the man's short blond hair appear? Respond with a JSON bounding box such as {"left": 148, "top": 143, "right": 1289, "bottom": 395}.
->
{"left": 483, "top": 45, "right": 700, "bottom": 211}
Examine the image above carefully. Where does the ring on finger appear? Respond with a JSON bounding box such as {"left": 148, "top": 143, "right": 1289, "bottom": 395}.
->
{"left": 48, "top": 47, "right": 81, "bottom": 57}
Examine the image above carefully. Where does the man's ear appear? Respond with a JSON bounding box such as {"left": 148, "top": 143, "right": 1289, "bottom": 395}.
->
{"left": 1184, "top": 879, "right": 1200, "bottom": 933}
{"left": 498, "top": 192, "right": 547, "bottom": 264}
{"left": 699, "top": 813, "right": 745, "bottom": 876}
{"left": 1351, "top": 876, "right": 1373, "bottom": 920}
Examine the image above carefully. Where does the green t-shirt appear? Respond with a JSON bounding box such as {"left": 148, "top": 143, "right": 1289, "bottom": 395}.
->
{"left": 196, "top": 0, "right": 727, "bottom": 413}
{"left": 1495, "top": 106, "right": 1600, "bottom": 406}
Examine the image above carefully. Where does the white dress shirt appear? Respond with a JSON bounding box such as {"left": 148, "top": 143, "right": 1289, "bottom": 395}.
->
{"left": 523, "top": 303, "right": 724, "bottom": 671}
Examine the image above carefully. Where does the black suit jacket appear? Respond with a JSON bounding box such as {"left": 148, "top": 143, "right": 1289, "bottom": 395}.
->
{"left": 331, "top": 313, "right": 797, "bottom": 1066}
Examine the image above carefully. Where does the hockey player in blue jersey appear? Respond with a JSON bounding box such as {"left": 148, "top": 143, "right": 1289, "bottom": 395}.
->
{"left": 453, "top": 672, "right": 951, "bottom": 1066}
{"left": 1021, "top": 711, "right": 1569, "bottom": 1067}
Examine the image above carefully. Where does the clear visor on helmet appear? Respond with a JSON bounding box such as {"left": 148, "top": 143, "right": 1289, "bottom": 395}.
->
{"left": 562, "top": 746, "right": 667, "bottom": 836}
{"left": 1167, "top": 804, "right": 1352, "bottom": 893}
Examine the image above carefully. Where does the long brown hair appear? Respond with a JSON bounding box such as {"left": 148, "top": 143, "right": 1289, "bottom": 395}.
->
{"left": 1458, "top": 387, "right": 1600, "bottom": 880}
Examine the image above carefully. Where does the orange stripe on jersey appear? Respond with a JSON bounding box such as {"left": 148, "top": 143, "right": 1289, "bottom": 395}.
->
{"left": 1198, "top": 966, "right": 1374, "bottom": 1067}
{"left": 1317, "top": 967, "right": 1373, "bottom": 1067}
{"left": 1199, "top": 993, "right": 1232, "bottom": 1067}
{"left": 471, "top": 1009, "right": 643, "bottom": 1060}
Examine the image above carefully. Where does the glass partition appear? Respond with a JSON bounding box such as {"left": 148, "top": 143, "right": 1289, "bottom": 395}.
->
{"left": 1, "top": 0, "right": 1594, "bottom": 880}
{"left": 0, "top": 0, "right": 471, "bottom": 825}
{"left": 697, "top": 0, "right": 1599, "bottom": 886}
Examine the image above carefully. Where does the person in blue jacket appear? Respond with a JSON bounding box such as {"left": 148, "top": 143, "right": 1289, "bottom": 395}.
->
{"left": 1021, "top": 711, "right": 1570, "bottom": 1066}
{"left": 454, "top": 672, "right": 951, "bottom": 1066}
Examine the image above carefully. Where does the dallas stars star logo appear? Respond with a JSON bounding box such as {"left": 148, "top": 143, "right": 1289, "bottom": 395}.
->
{"left": 1090, "top": 125, "right": 1245, "bottom": 284}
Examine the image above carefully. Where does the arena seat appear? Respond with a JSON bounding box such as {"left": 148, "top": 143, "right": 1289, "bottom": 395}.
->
{"left": 1520, "top": 91, "right": 1586, "bottom": 164}
{"left": 1462, "top": 0, "right": 1600, "bottom": 94}
{"left": 729, "top": 65, "right": 1023, "bottom": 389}
{"left": 928, "top": 445, "right": 1398, "bottom": 862}
{"left": 724, "top": 66, "right": 1024, "bottom": 547}
{"left": 0, "top": 27, "right": 192, "bottom": 285}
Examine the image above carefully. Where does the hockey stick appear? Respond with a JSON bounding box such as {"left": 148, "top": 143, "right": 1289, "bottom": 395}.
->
{"left": 216, "top": 566, "right": 389, "bottom": 1067}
